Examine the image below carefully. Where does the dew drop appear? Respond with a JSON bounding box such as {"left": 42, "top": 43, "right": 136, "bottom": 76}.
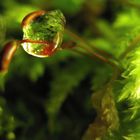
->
{"left": 21, "top": 10, "right": 66, "bottom": 57}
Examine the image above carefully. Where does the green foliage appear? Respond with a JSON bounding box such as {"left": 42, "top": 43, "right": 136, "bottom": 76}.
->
{"left": 46, "top": 58, "right": 93, "bottom": 117}
{"left": 1, "top": 0, "right": 140, "bottom": 140}
{"left": 91, "top": 64, "right": 112, "bottom": 90}
{"left": 0, "top": 16, "right": 6, "bottom": 44}
{"left": 0, "top": 97, "right": 16, "bottom": 139}
{"left": 51, "top": 0, "right": 85, "bottom": 15}
{"left": 116, "top": 46, "right": 140, "bottom": 139}
{"left": 83, "top": 86, "right": 119, "bottom": 140}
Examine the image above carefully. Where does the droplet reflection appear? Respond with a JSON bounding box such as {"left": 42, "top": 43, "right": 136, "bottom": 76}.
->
{"left": 21, "top": 10, "right": 66, "bottom": 57}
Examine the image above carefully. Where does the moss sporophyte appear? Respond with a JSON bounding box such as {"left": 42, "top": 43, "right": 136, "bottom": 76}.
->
{"left": 1, "top": 2, "right": 140, "bottom": 140}
{"left": 0, "top": 10, "right": 66, "bottom": 72}
{"left": 0, "top": 9, "right": 118, "bottom": 73}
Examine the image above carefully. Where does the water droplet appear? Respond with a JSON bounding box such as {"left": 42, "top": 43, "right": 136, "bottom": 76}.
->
{"left": 21, "top": 10, "right": 66, "bottom": 57}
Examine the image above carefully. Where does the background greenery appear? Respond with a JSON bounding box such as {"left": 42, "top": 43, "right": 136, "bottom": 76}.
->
{"left": 1, "top": 0, "right": 140, "bottom": 140}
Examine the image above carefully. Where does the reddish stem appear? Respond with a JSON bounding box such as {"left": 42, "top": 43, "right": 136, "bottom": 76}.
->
{"left": 21, "top": 39, "right": 57, "bottom": 56}
{"left": 0, "top": 41, "right": 20, "bottom": 72}
{"left": 21, "top": 10, "right": 46, "bottom": 27}
{"left": 21, "top": 39, "right": 51, "bottom": 45}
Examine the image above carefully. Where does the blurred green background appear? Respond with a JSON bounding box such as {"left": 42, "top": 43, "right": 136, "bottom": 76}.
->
{"left": 0, "top": 0, "right": 139, "bottom": 140}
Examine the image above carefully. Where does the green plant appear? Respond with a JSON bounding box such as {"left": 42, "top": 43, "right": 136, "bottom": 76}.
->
{"left": 1, "top": 0, "right": 140, "bottom": 140}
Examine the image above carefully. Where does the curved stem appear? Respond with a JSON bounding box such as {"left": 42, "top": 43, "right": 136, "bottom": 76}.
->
{"left": 65, "top": 28, "right": 113, "bottom": 58}
{"left": 65, "top": 28, "right": 120, "bottom": 69}
{"left": 20, "top": 39, "right": 53, "bottom": 45}
{"left": 65, "top": 28, "right": 123, "bottom": 86}
{"left": 21, "top": 10, "right": 46, "bottom": 27}
{"left": 0, "top": 40, "right": 20, "bottom": 72}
